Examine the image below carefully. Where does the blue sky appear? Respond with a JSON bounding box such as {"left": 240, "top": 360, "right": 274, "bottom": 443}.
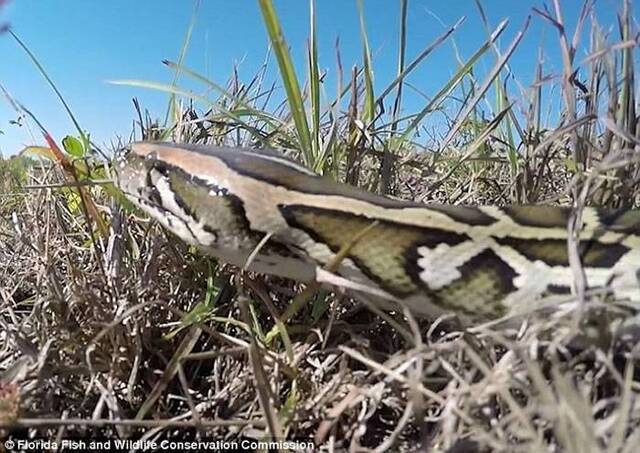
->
{"left": 0, "top": 0, "right": 627, "bottom": 156}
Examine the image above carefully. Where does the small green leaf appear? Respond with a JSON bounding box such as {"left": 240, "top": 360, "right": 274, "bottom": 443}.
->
{"left": 564, "top": 158, "right": 580, "bottom": 174}
{"left": 65, "top": 190, "right": 82, "bottom": 213}
{"left": 62, "top": 135, "right": 84, "bottom": 157}
{"left": 280, "top": 386, "right": 300, "bottom": 423}
{"left": 311, "top": 290, "right": 330, "bottom": 321}
{"left": 163, "top": 262, "right": 219, "bottom": 340}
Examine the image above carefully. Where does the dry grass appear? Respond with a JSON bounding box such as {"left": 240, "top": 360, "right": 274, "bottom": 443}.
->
{"left": 2, "top": 0, "right": 640, "bottom": 451}
{"left": 3, "top": 177, "right": 640, "bottom": 451}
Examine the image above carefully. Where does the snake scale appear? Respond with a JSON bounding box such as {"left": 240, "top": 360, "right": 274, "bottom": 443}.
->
{"left": 115, "top": 142, "right": 640, "bottom": 324}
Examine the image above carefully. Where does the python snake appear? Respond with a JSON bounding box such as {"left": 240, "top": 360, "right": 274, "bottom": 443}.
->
{"left": 115, "top": 142, "right": 640, "bottom": 324}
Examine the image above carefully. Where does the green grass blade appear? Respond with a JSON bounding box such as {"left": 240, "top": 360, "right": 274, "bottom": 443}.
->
{"left": 390, "top": 0, "right": 408, "bottom": 134}
{"left": 356, "top": 0, "right": 375, "bottom": 125}
{"left": 163, "top": 0, "right": 200, "bottom": 133}
{"left": 474, "top": 0, "right": 519, "bottom": 169}
{"left": 380, "top": 0, "right": 409, "bottom": 194}
{"left": 308, "top": 0, "right": 321, "bottom": 170}
{"left": 258, "top": 0, "right": 313, "bottom": 165}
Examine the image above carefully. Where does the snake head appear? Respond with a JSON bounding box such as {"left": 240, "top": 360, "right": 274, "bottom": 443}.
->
{"left": 115, "top": 142, "right": 253, "bottom": 251}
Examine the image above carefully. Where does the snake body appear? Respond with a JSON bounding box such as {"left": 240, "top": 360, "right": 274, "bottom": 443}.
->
{"left": 116, "top": 142, "right": 640, "bottom": 322}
